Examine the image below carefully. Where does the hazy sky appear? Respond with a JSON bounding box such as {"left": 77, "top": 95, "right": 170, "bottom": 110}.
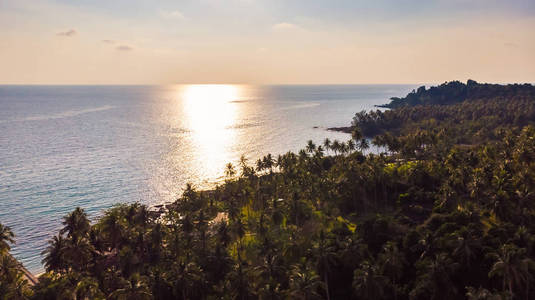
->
{"left": 1, "top": 0, "right": 534, "bottom": 84}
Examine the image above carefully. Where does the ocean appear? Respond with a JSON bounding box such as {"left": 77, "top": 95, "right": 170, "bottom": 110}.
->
{"left": 0, "top": 84, "right": 416, "bottom": 273}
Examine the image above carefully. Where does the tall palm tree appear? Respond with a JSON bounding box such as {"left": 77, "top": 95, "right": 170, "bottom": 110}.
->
{"left": 287, "top": 262, "right": 324, "bottom": 300}
{"left": 42, "top": 235, "right": 67, "bottom": 273}
{"left": 171, "top": 262, "right": 204, "bottom": 300}
{"left": 323, "top": 138, "right": 331, "bottom": 151}
{"left": 0, "top": 253, "right": 19, "bottom": 283}
{"left": 352, "top": 127, "right": 363, "bottom": 141}
{"left": 420, "top": 253, "right": 460, "bottom": 299}
{"left": 75, "top": 276, "right": 105, "bottom": 300}
{"left": 225, "top": 162, "right": 236, "bottom": 179}
{"left": 314, "top": 230, "right": 336, "bottom": 300}
{"left": 4, "top": 273, "right": 31, "bottom": 300}
{"left": 379, "top": 242, "right": 405, "bottom": 300}
{"left": 65, "top": 234, "right": 94, "bottom": 272}
{"left": 451, "top": 229, "right": 480, "bottom": 267}
{"left": 109, "top": 273, "right": 153, "bottom": 300}
{"left": 331, "top": 140, "right": 341, "bottom": 156}
{"left": 347, "top": 140, "right": 356, "bottom": 153}
{"left": 489, "top": 244, "right": 535, "bottom": 298}
{"left": 0, "top": 223, "right": 15, "bottom": 254}
{"left": 60, "top": 207, "right": 90, "bottom": 242}
{"left": 353, "top": 261, "right": 389, "bottom": 300}
{"left": 358, "top": 138, "right": 370, "bottom": 152}
{"left": 306, "top": 140, "right": 316, "bottom": 154}
{"left": 100, "top": 210, "right": 124, "bottom": 249}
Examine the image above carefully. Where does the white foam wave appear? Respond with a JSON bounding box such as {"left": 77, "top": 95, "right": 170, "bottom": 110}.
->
{"left": 0, "top": 105, "right": 115, "bottom": 123}
{"left": 280, "top": 102, "right": 320, "bottom": 110}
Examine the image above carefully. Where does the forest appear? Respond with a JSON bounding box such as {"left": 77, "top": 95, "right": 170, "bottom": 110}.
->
{"left": 1, "top": 80, "right": 535, "bottom": 299}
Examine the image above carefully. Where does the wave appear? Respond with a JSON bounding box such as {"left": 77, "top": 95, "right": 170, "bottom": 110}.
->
{"left": 280, "top": 102, "right": 320, "bottom": 110}
{"left": 0, "top": 105, "right": 115, "bottom": 123}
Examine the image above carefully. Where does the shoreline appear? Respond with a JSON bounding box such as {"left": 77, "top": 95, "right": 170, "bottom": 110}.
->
{"left": 8, "top": 253, "right": 39, "bottom": 286}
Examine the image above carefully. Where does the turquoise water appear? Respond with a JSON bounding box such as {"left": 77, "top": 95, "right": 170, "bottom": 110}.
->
{"left": 0, "top": 84, "right": 416, "bottom": 273}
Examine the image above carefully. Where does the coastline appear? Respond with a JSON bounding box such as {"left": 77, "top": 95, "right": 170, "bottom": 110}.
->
{"left": 8, "top": 253, "right": 39, "bottom": 286}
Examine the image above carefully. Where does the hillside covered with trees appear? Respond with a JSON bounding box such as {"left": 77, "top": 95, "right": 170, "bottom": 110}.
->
{"left": 2, "top": 80, "right": 535, "bottom": 299}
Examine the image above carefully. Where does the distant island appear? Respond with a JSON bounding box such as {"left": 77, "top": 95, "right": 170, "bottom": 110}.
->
{"left": 330, "top": 80, "right": 535, "bottom": 138}
{"left": 2, "top": 80, "right": 535, "bottom": 299}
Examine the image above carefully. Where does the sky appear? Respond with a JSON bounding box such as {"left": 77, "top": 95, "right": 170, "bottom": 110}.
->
{"left": 0, "top": 0, "right": 534, "bottom": 84}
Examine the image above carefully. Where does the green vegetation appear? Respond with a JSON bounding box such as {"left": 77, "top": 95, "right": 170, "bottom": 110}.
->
{"left": 383, "top": 80, "right": 535, "bottom": 108}
{"left": 0, "top": 224, "right": 33, "bottom": 299}
{"left": 2, "top": 80, "right": 535, "bottom": 299}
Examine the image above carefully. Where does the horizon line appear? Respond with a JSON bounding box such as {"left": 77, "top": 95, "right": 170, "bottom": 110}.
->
{"left": 1, "top": 81, "right": 533, "bottom": 87}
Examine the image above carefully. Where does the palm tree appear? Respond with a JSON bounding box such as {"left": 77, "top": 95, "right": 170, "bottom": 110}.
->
{"left": 451, "top": 229, "right": 480, "bottom": 267}
{"left": 358, "top": 138, "right": 370, "bottom": 152}
{"left": 100, "top": 210, "right": 124, "bottom": 249}
{"left": 225, "top": 162, "right": 236, "bottom": 179}
{"left": 75, "top": 276, "right": 105, "bottom": 300}
{"left": 489, "top": 244, "right": 535, "bottom": 298}
{"left": 0, "top": 223, "right": 15, "bottom": 254}
{"left": 4, "top": 273, "right": 31, "bottom": 300}
{"left": 255, "top": 253, "right": 286, "bottom": 299}
{"left": 347, "top": 139, "right": 356, "bottom": 153}
{"left": 263, "top": 154, "right": 275, "bottom": 173}
{"left": 172, "top": 262, "right": 204, "bottom": 300}
{"left": 379, "top": 242, "right": 405, "bottom": 300}
{"left": 65, "top": 234, "right": 94, "bottom": 272}
{"left": 353, "top": 261, "right": 389, "bottom": 300}
{"left": 287, "top": 262, "right": 324, "bottom": 300}
{"left": 306, "top": 140, "right": 316, "bottom": 154}
{"left": 419, "top": 253, "right": 460, "bottom": 299}
{"left": 314, "top": 230, "right": 336, "bottom": 300}
{"left": 331, "top": 140, "right": 341, "bottom": 156}
{"left": 225, "top": 260, "right": 253, "bottom": 300}
{"left": 352, "top": 127, "right": 363, "bottom": 141}
{"left": 42, "top": 234, "right": 67, "bottom": 273}
{"left": 0, "top": 253, "right": 19, "bottom": 282}
{"left": 109, "top": 273, "right": 153, "bottom": 300}
{"left": 465, "top": 286, "right": 508, "bottom": 300}
{"left": 60, "top": 207, "right": 90, "bottom": 242}
{"left": 323, "top": 138, "right": 331, "bottom": 151}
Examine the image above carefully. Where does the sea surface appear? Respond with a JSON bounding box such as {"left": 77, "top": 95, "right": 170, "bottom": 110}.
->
{"left": 0, "top": 84, "right": 416, "bottom": 273}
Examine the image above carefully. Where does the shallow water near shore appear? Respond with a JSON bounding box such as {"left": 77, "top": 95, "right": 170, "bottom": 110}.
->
{"left": 0, "top": 84, "right": 416, "bottom": 273}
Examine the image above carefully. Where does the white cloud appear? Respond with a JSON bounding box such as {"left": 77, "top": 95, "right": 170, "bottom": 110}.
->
{"left": 272, "top": 22, "right": 299, "bottom": 30}
{"left": 161, "top": 10, "right": 186, "bottom": 20}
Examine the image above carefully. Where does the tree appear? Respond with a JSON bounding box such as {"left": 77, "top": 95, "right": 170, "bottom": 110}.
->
{"left": 489, "top": 244, "right": 535, "bottom": 299}
{"left": 378, "top": 241, "right": 405, "bottom": 300}
{"left": 353, "top": 261, "right": 389, "bottom": 300}
{"left": 287, "top": 261, "right": 324, "bottom": 300}
{"left": 314, "top": 230, "right": 336, "bottom": 300}
{"left": 109, "top": 274, "right": 152, "bottom": 300}
{"left": 42, "top": 235, "right": 67, "bottom": 273}
{"left": 0, "top": 224, "right": 15, "bottom": 254}
{"left": 60, "top": 207, "right": 90, "bottom": 242}
{"left": 75, "top": 276, "right": 105, "bottom": 300}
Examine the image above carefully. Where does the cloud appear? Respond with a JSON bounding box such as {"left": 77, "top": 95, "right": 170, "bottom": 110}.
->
{"left": 56, "top": 29, "right": 76, "bottom": 37}
{"left": 116, "top": 45, "right": 133, "bottom": 51}
{"left": 161, "top": 10, "right": 185, "bottom": 20}
{"left": 272, "top": 22, "right": 299, "bottom": 30}
{"left": 102, "top": 39, "right": 115, "bottom": 44}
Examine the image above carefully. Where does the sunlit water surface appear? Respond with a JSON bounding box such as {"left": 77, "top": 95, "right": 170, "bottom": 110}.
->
{"left": 0, "top": 84, "right": 416, "bottom": 272}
